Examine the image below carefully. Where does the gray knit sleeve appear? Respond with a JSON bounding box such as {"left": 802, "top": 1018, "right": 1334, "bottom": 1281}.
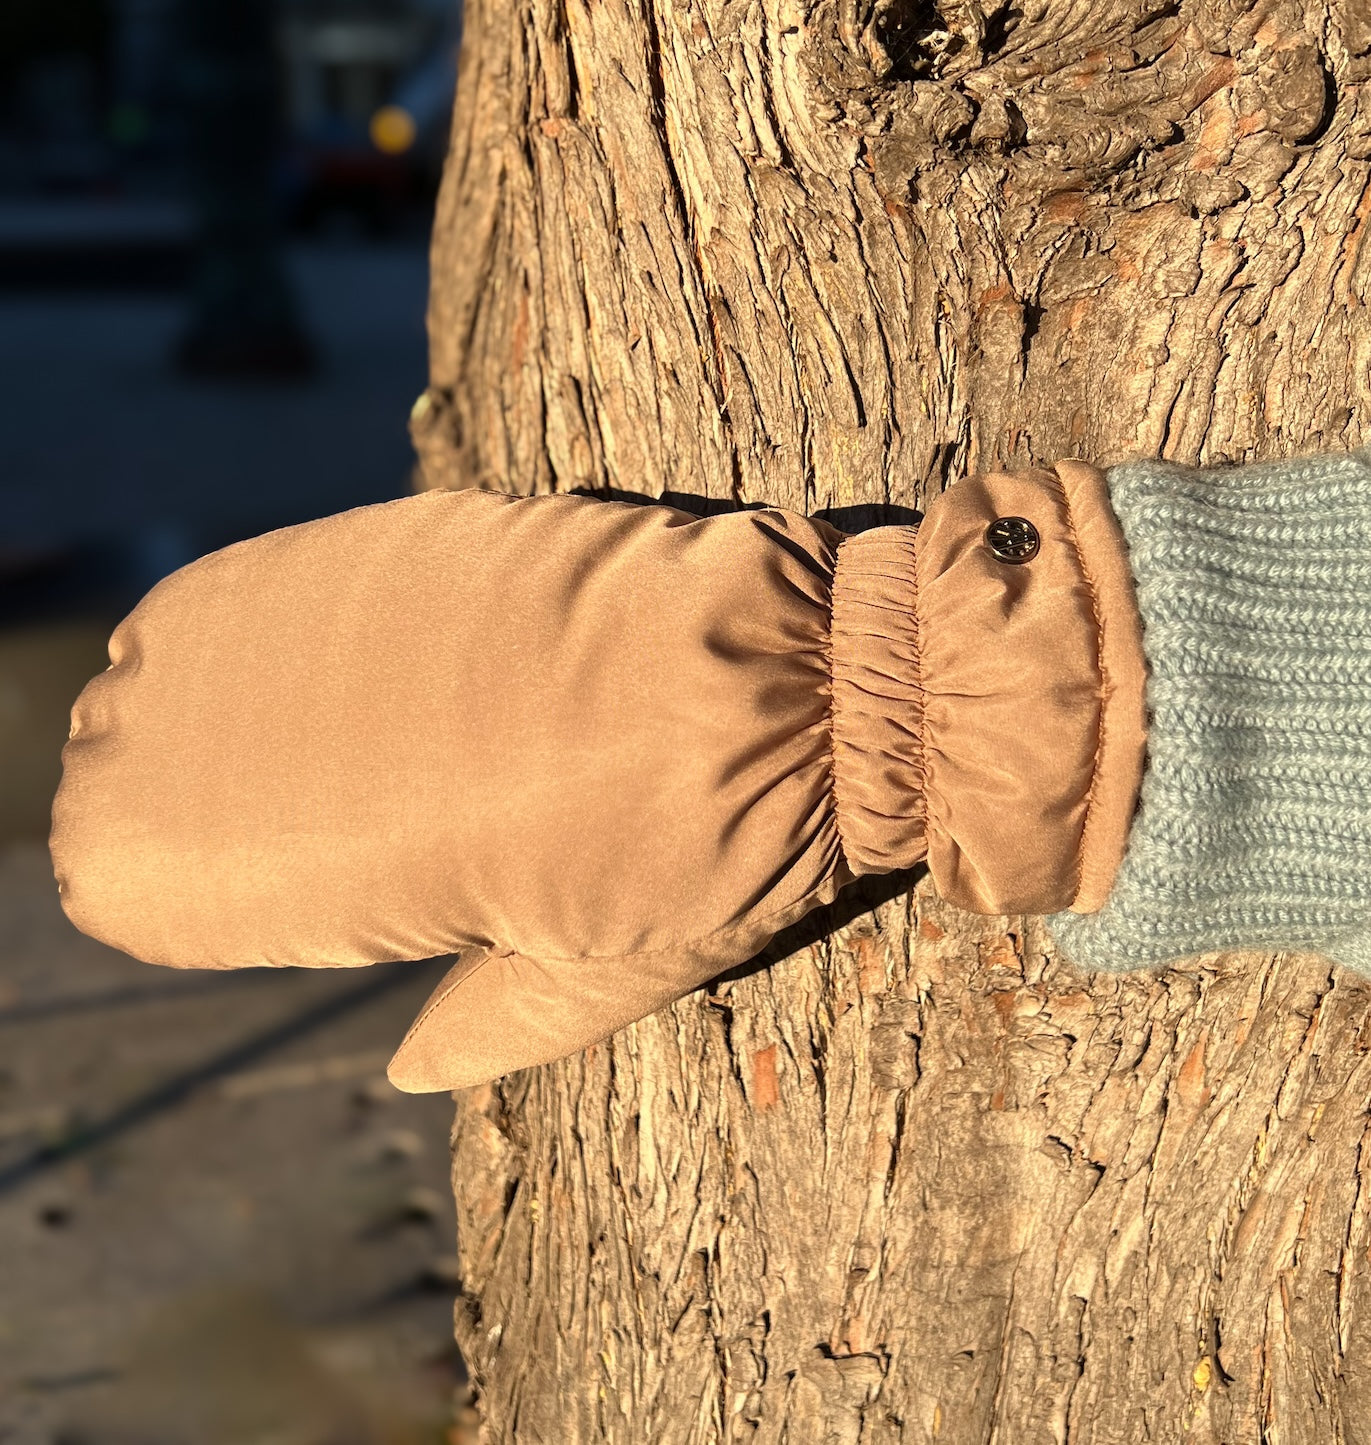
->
{"left": 1042, "top": 447, "right": 1371, "bottom": 976}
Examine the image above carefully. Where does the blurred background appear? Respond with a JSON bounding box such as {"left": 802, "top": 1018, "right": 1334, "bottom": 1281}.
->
{"left": 0, "top": 2, "right": 475, "bottom": 1441}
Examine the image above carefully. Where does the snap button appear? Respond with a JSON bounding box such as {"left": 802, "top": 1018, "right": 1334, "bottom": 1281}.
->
{"left": 985, "top": 516, "right": 1039, "bottom": 563}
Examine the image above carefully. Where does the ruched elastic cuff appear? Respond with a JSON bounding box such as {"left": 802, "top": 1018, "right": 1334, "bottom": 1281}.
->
{"left": 829, "top": 527, "right": 927, "bottom": 874}
{"left": 827, "top": 462, "right": 1149, "bottom": 916}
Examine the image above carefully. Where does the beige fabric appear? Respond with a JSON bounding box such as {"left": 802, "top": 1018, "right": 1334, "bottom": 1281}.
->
{"left": 829, "top": 526, "right": 926, "bottom": 872}
{"left": 915, "top": 461, "right": 1151, "bottom": 915}
{"left": 49, "top": 465, "right": 1149, "bottom": 1091}
{"left": 1051, "top": 459, "right": 1152, "bottom": 912}
{"left": 52, "top": 491, "right": 857, "bottom": 1087}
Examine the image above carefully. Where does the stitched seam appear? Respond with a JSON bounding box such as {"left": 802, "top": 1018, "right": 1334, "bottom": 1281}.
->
{"left": 398, "top": 946, "right": 509, "bottom": 1043}
{"left": 908, "top": 528, "right": 927, "bottom": 840}
{"left": 1047, "top": 462, "right": 1108, "bottom": 911}
{"left": 827, "top": 537, "right": 857, "bottom": 872}
{"left": 503, "top": 867, "right": 845, "bottom": 967}
{"left": 444, "top": 785, "right": 846, "bottom": 978}
{"left": 400, "top": 851, "right": 848, "bottom": 1049}
{"left": 903, "top": 513, "right": 929, "bottom": 861}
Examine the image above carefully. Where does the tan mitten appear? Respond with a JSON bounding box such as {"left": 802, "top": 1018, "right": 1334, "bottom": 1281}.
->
{"left": 50, "top": 464, "right": 1148, "bottom": 1090}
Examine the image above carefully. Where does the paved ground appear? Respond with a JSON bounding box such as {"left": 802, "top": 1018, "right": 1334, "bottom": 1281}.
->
{"left": 0, "top": 839, "right": 468, "bottom": 1445}
{"left": 0, "top": 240, "right": 477, "bottom": 1444}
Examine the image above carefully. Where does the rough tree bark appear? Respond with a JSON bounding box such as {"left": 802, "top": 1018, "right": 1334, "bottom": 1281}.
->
{"left": 411, "top": 0, "right": 1371, "bottom": 1438}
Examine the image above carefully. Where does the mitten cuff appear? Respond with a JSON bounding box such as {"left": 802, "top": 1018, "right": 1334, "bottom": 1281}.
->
{"left": 1044, "top": 449, "right": 1371, "bottom": 974}
{"left": 908, "top": 461, "right": 1150, "bottom": 916}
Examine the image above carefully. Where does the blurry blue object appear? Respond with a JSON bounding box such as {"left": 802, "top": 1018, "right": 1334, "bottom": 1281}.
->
{"left": 388, "top": 38, "right": 457, "bottom": 153}
{"left": 126, "top": 520, "right": 199, "bottom": 596}
{"left": 277, "top": 2, "right": 459, "bottom": 235}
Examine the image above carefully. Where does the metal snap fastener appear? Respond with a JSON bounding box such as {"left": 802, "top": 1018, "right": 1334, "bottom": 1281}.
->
{"left": 985, "top": 516, "right": 1039, "bottom": 563}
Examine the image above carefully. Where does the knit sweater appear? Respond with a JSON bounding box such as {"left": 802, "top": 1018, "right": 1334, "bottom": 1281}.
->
{"left": 1043, "top": 448, "right": 1371, "bottom": 976}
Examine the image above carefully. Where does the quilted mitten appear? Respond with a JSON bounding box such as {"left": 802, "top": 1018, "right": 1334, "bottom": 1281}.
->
{"left": 49, "top": 460, "right": 1145, "bottom": 1090}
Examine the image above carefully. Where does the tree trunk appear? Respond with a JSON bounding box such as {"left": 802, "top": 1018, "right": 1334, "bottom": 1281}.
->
{"left": 414, "top": 0, "right": 1371, "bottom": 1438}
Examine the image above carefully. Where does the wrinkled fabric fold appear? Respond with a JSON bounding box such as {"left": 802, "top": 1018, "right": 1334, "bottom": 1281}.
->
{"left": 829, "top": 527, "right": 927, "bottom": 874}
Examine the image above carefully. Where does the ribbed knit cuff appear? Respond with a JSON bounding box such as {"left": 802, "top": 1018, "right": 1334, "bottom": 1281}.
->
{"left": 1043, "top": 448, "right": 1371, "bottom": 976}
